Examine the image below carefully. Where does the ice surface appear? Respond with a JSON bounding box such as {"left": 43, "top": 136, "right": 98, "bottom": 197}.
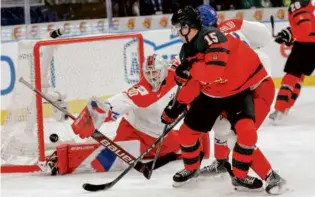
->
{"left": 2, "top": 87, "right": 315, "bottom": 197}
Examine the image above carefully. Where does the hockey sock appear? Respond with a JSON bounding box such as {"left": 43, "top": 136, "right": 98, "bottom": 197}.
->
{"left": 275, "top": 74, "right": 301, "bottom": 112}
{"left": 288, "top": 75, "right": 304, "bottom": 108}
{"left": 178, "top": 124, "right": 203, "bottom": 171}
{"left": 214, "top": 138, "right": 230, "bottom": 160}
{"left": 250, "top": 148, "right": 272, "bottom": 180}
{"left": 201, "top": 133, "right": 210, "bottom": 159}
{"left": 232, "top": 119, "right": 257, "bottom": 178}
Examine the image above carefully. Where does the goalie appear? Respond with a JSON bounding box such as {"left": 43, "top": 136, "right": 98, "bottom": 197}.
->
{"left": 47, "top": 54, "right": 210, "bottom": 175}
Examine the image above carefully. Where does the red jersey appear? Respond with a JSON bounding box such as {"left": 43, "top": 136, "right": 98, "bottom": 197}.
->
{"left": 288, "top": 0, "right": 315, "bottom": 43}
{"left": 177, "top": 27, "right": 268, "bottom": 102}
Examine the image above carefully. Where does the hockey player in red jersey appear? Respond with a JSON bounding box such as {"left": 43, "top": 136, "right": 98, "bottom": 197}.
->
{"left": 50, "top": 54, "right": 209, "bottom": 175}
{"left": 161, "top": 6, "right": 284, "bottom": 192}
{"left": 195, "top": 4, "right": 286, "bottom": 194}
{"left": 269, "top": 0, "right": 315, "bottom": 122}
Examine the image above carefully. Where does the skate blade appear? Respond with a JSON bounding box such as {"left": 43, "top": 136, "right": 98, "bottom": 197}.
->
{"left": 172, "top": 177, "right": 198, "bottom": 188}
{"left": 266, "top": 184, "right": 292, "bottom": 195}
{"left": 234, "top": 186, "right": 264, "bottom": 192}
{"left": 199, "top": 170, "right": 227, "bottom": 177}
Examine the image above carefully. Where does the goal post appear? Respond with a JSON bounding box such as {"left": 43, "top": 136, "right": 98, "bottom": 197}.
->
{"left": 1, "top": 33, "right": 145, "bottom": 173}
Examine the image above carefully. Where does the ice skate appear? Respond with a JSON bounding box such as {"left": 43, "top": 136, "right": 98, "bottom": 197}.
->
{"left": 232, "top": 175, "right": 263, "bottom": 192}
{"left": 200, "top": 159, "right": 228, "bottom": 176}
{"left": 265, "top": 170, "right": 287, "bottom": 195}
{"left": 269, "top": 110, "right": 283, "bottom": 121}
{"left": 172, "top": 168, "right": 199, "bottom": 187}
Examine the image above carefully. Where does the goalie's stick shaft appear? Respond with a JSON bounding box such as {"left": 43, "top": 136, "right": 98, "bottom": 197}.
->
{"left": 146, "top": 86, "right": 182, "bottom": 179}
{"left": 18, "top": 77, "right": 149, "bottom": 176}
{"left": 82, "top": 113, "right": 185, "bottom": 192}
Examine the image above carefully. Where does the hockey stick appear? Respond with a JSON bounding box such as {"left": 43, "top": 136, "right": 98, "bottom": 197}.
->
{"left": 82, "top": 113, "right": 185, "bottom": 192}
{"left": 146, "top": 86, "right": 182, "bottom": 179}
{"left": 18, "top": 77, "right": 158, "bottom": 178}
{"left": 270, "top": 15, "right": 295, "bottom": 45}
{"left": 270, "top": 15, "right": 277, "bottom": 38}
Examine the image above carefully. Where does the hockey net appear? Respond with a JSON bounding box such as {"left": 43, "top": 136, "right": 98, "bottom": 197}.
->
{"left": 1, "top": 33, "right": 144, "bottom": 173}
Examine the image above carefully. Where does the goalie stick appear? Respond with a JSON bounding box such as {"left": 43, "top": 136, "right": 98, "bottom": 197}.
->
{"left": 82, "top": 113, "right": 185, "bottom": 192}
{"left": 18, "top": 77, "right": 175, "bottom": 178}
{"left": 145, "top": 86, "right": 181, "bottom": 179}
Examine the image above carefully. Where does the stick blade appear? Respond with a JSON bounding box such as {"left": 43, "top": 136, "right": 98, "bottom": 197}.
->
{"left": 82, "top": 182, "right": 112, "bottom": 192}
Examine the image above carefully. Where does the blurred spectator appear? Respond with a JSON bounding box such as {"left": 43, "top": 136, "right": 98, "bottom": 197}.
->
{"left": 282, "top": 0, "right": 290, "bottom": 6}
{"left": 238, "top": 0, "right": 263, "bottom": 9}
{"left": 139, "top": 0, "right": 162, "bottom": 15}
{"left": 112, "top": 0, "right": 138, "bottom": 17}
{"left": 210, "top": 0, "right": 235, "bottom": 10}
{"left": 269, "top": 0, "right": 283, "bottom": 7}
{"left": 0, "top": 0, "right": 290, "bottom": 26}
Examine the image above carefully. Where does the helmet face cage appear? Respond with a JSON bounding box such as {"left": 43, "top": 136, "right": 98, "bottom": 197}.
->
{"left": 143, "top": 54, "right": 168, "bottom": 92}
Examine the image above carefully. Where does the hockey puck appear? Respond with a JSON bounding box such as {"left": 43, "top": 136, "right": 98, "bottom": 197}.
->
{"left": 49, "top": 133, "right": 59, "bottom": 143}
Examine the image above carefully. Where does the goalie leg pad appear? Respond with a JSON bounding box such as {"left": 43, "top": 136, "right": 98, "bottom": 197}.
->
{"left": 51, "top": 143, "right": 100, "bottom": 175}
{"left": 50, "top": 141, "right": 141, "bottom": 175}
{"left": 114, "top": 118, "right": 180, "bottom": 158}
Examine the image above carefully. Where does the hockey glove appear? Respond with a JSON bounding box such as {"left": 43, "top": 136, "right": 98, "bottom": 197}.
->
{"left": 275, "top": 27, "right": 294, "bottom": 46}
{"left": 71, "top": 98, "right": 113, "bottom": 139}
{"left": 175, "top": 59, "right": 193, "bottom": 86}
{"left": 161, "top": 100, "right": 187, "bottom": 124}
{"left": 46, "top": 90, "right": 68, "bottom": 122}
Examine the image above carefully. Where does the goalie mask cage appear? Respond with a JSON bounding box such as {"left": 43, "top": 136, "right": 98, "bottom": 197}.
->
{"left": 1, "top": 33, "right": 144, "bottom": 173}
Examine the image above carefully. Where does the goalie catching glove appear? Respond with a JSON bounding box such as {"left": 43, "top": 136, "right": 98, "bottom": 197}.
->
{"left": 161, "top": 99, "right": 187, "bottom": 124}
{"left": 46, "top": 90, "right": 68, "bottom": 121}
{"left": 71, "top": 98, "right": 114, "bottom": 139}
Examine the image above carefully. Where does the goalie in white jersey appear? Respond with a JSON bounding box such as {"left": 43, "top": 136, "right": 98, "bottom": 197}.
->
{"left": 48, "top": 54, "right": 209, "bottom": 174}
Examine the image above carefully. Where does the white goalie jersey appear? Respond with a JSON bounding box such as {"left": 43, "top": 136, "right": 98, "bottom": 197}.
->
{"left": 104, "top": 68, "right": 178, "bottom": 138}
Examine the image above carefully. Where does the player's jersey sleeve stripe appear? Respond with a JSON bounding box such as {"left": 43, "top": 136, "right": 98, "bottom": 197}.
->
{"left": 293, "top": 10, "right": 309, "bottom": 18}
{"left": 206, "top": 60, "right": 227, "bottom": 67}
{"left": 297, "top": 18, "right": 311, "bottom": 25}
{"left": 205, "top": 48, "right": 230, "bottom": 54}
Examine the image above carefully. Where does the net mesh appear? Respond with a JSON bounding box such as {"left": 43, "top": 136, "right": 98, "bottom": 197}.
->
{"left": 1, "top": 33, "right": 144, "bottom": 169}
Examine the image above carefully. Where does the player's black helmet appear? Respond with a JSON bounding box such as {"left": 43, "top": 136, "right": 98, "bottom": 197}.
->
{"left": 171, "top": 6, "right": 202, "bottom": 29}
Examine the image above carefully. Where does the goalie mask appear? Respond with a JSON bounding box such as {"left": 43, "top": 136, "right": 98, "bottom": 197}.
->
{"left": 143, "top": 54, "right": 168, "bottom": 92}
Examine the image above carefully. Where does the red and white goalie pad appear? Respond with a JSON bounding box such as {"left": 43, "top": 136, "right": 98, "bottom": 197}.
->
{"left": 46, "top": 140, "right": 140, "bottom": 175}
